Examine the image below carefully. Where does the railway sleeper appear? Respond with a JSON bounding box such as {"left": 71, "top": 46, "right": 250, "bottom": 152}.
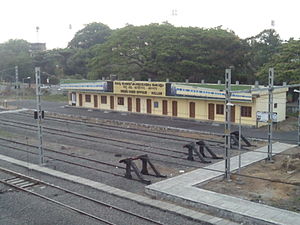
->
{"left": 119, "top": 154, "right": 167, "bottom": 184}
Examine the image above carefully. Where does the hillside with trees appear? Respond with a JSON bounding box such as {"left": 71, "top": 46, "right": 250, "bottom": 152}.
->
{"left": 0, "top": 22, "right": 299, "bottom": 85}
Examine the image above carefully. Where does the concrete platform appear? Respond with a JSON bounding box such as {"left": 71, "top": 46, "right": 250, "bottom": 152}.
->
{"left": 0, "top": 154, "right": 238, "bottom": 225}
{"left": 146, "top": 142, "right": 300, "bottom": 225}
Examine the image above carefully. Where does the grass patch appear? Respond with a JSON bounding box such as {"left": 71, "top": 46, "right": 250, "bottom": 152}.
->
{"left": 178, "top": 83, "right": 252, "bottom": 91}
{"left": 60, "top": 79, "right": 99, "bottom": 84}
{"left": 41, "top": 94, "right": 68, "bottom": 102}
{"left": 0, "top": 129, "right": 15, "bottom": 138}
{"left": 15, "top": 94, "right": 68, "bottom": 102}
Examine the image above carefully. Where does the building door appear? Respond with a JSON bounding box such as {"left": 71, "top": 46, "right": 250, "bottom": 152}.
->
{"left": 147, "top": 99, "right": 152, "bottom": 114}
{"left": 136, "top": 98, "right": 141, "bottom": 112}
{"left": 189, "top": 102, "right": 195, "bottom": 118}
{"left": 162, "top": 100, "right": 168, "bottom": 115}
{"left": 172, "top": 101, "right": 177, "bottom": 117}
{"left": 94, "top": 95, "right": 98, "bottom": 108}
{"left": 71, "top": 93, "right": 76, "bottom": 106}
{"left": 110, "top": 96, "right": 114, "bottom": 109}
{"left": 231, "top": 106, "right": 235, "bottom": 122}
{"left": 128, "top": 97, "right": 132, "bottom": 112}
{"left": 208, "top": 103, "right": 215, "bottom": 120}
{"left": 79, "top": 94, "right": 83, "bottom": 106}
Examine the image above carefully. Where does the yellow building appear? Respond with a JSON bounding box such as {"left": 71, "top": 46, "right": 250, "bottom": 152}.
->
{"left": 61, "top": 80, "right": 288, "bottom": 127}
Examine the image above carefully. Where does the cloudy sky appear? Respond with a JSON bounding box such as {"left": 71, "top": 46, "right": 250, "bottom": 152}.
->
{"left": 1, "top": 0, "right": 299, "bottom": 49}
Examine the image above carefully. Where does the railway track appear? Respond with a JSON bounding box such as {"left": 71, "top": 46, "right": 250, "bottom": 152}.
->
{"left": 11, "top": 111, "right": 226, "bottom": 144}
{"left": 0, "top": 118, "right": 226, "bottom": 161}
{"left": 0, "top": 135, "right": 210, "bottom": 177}
{"left": 0, "top": 166, "right": 164, "bottom": 225}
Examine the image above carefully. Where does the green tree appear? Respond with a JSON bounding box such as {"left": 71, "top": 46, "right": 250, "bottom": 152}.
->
{"left": 257, "top": 39, "right": 300, "bottom": 84}
{"left": 68, "top": 22, "right": 112, "bottom": 49}
{"left": 88, "top": 24, "right": 248, "bottom": 82}
{"left": 0, "top": 39, "right": 34, "bottom": 82}
{"left": 245, "top": 29, "right": 282, "bottom": 73}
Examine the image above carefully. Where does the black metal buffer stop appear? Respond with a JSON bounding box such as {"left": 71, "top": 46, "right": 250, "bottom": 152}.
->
{"left": 196, "top": 140, "right": 223, "bottom": 160}
{"left": 183, "top": 141, "right": 223, "bottom": 163}
{"left": 119, "top": 154, "right": 166, "bottom": 184}
{"left": 230, "top": 131, "right": 252, "bottom": 147}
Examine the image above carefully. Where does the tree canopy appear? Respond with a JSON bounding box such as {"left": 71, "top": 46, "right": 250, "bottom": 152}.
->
{"left": 257, "top": 39, "right": 300, "bottom": 84}
{"left": 1, "top": 22, "right": 299, "bottom": 85}
{"left": 68, "top": 22, "right": 112, "bottom": 49}
{"left": 88, "top": 24, "right": 248, "bottom": 83}
{"left": 0, "top": 39, "right": 33, "bottom": 82}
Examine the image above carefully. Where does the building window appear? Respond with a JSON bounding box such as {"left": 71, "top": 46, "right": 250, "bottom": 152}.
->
{"left": 216, "top": 104, "right": 224, "bottom": 115}
{"left": 85, "top": 94, "right": 91, "bottom": 103}
{"left": 101, "top": 96, "right": 107, "bottom": 104}
{"left": 154, "top": 102, "right": 159, "bottom": 108}
{"left": 274, "top": 103, "right": 277, "bottom": 108}
{"left": 241, "top": 106, "right": 252, "bottom": 117}
{"left": 117, "top": 97, "right": 124, "bottom": 105}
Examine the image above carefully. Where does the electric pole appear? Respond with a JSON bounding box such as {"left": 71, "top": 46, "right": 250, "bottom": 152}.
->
{"left": 267, "top": 68, "right": 274, "bottom": 161}
{"left": 35, "top": 67, "right": 44, "bottom": 165}
{"left": 224, "top": 69, "right": 232, "bottom": 180}
{"left": 15, "top": 66, "right": 19, "bottom": 99}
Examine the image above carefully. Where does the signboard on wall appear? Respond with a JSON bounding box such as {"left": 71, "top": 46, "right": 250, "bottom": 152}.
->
{"left": 168, "top": 84, "right": 253, "bottom": 102}
{"left": 113, "top": 81, "right": 166, "bottom": 97}
{"left": 256, "top": 111, "right": 277, "bottom": 122}
{"left": 60, "top": 81, "right": 111, "bottom": 92}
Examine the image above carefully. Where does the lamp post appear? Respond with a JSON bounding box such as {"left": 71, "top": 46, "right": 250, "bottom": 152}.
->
{"left": 227, "top": 103, "right": 242, "bottom": 177}
{"left": 294, "top": 89, "right": 300, "bottom": 146}
{"left": 22, "top": 77, "right": 31, "bottom": 98}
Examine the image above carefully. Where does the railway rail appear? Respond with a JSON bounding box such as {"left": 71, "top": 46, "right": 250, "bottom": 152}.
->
{"left": 0, "top": 117, "right": 227, "bottom": 162}
{"left": 0, "top": 166, "right": 164, "bottom": 225}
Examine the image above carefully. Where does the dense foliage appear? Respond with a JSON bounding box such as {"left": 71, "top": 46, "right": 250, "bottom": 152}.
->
{"left": 0, "top": 22, "right": 299, "bottom": 85}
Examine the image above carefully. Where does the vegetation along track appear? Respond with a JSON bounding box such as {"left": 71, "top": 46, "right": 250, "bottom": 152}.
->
{"left": 0, "top": 167, "right": 164, "bottom": 225}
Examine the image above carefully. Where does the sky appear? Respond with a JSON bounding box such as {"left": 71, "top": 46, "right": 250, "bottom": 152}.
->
{"left": 1, "top": 0, "right": 300, "bottom": 49}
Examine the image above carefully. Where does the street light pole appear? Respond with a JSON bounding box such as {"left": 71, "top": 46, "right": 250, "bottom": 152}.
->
{"left": 227, "top": 103, "right": 242, "bottom": 179}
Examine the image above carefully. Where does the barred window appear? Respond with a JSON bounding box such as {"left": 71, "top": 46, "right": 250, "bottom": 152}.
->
{"left": 241, "top": 106, "right": 252, "bottom": 117}
{"left": 117, "top": 97, "right": 124, "bottom": 105}
{"left": 216, "top": 104, "right": 224, "bottom": 115}
{"left": 85, "top": 94, "right": 91, "bottom": 103}
{"left": 101, "top": 96, "right": 107, "bottom": 104}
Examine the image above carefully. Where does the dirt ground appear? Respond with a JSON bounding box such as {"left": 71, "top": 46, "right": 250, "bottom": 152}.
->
{"left": 200, "top": 147, "right": 300, "bottom": 213}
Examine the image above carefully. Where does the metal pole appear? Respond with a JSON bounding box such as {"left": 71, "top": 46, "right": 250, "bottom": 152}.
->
{"left": 238, "top": 105, "right": 242, "bottom": 175}
{"left": 35, "top": 67, "right": 44, "bottom": 165}
{"left": 15, "top": 66, "right": 19, "bottom": 99}
{"left": 224, "top": 69, "right": 231, "bottom": 180}
{"left": 267, "top": 68, "right": 274, "bottom": 161}
{"left": 296, "top": 90, "right": 300, "bottom": 146}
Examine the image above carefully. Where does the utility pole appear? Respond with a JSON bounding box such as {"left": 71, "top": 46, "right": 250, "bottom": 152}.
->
{"left": 15, "top": 66, "right": 19, "bottom": 99}
{"left": 298, "top": 93, "right": 300, "bottom": 147}
{"left": 224, "top": 69, "right": 232, "bottom": 180}
{"left": 267, "top": 68, "right": 274, "bottom": 161}
{"left": 238, "top": 105, "right": 242, "bottom": 176}
{"left": 35, "top": 67, "right": 44, "bottom": 165}
{"left": 294, "top": 89, "right": 300, "bottom": 146}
